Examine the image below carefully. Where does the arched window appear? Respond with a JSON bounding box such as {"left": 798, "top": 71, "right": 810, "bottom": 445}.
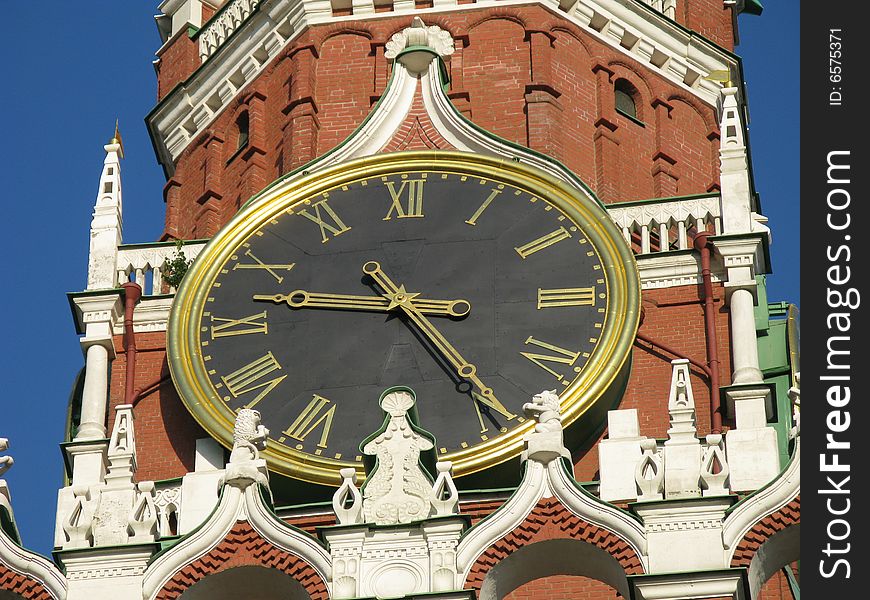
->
{"left": 614, "top": 79, "right": 640, "bottom": 121}
{"left": 236, "top": 111, "right": 250, "bottom": 150}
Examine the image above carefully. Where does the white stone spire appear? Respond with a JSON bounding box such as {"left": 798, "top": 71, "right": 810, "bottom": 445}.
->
{"left": 87, "top": 129, "right": 124, "bottom": 291}
{"left": 717, "top": 86, "right": 752, "bottom": 234}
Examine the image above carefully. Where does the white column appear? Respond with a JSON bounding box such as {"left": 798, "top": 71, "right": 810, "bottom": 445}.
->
{"left": 76, "top": 343, "right": 110, "bottom": 440}
{"left": 729, "top": 287, "right": 763, "bottom": 384}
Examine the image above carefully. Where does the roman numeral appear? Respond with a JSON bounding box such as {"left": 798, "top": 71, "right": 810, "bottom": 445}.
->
{"left": 515, "top": 227, "right": 572, "bottom": 259}
{"left": 520, "top": 336, "right": 581, "bottom": 382}
{"left": 221, "top": 351, "right": 287, "bottom": 409}
{"left": 537, "top": 287, "right": 596, "bottom": 309}
{"left": 210, "top": 311, "right": 269, "bottom": 339}
{"left": 383, "top": 179, "right": 425, "bottom": 220}
{"left": 232, "top": 249, "right": 295, "bottom": 283}
{"left": 471, "top": 391, "right": 516, "bottom": 434}
{"left": 465, "top": 189, "right": 501, "bottom": 226}
{"left": 297, "top": 199, "right": 351, "bottom": 243}
{"left": 283, "top": 394, "right": 336, "bottom": 449}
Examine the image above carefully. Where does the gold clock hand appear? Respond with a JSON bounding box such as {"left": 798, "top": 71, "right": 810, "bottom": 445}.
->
{"left": 362, "top": 261, "right": 505, "bottom": 409}
{"left": 253, "top": 290, "right": 471, "bottom": 317}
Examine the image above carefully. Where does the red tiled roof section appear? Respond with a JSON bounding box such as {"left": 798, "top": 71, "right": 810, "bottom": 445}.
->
{"left": 0, "top": 564, "right": 54, "bottom": 600}
{"left": 155, "top": 522, "right": 328, "bottom": 600}
{"left": 464, "top": 497, "right": 644, "bottom": 591}
{"left": 730, "top": 496, "right": 800, "bottom": 567}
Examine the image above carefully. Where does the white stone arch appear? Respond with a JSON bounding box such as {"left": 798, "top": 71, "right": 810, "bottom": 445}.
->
{"left": 178, "top": 565, "right": 310, "bottom": 600}
{"left": 479, "top": 538, "right": 630, "bottom": 600}
{"left": 746, "top": 523, "right": 799, "bottom": 599}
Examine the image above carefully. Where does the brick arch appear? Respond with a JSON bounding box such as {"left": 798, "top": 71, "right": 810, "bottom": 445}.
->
{"left": 466, "top": 11, "right": 528, "bottom": 32}
{"left": 667, "top": 92, "right": 718, "bottom": 133}
{"left": 730, "top": 496, "right": 801, "bottom": 568}
{"left": 606, "top": 61, "right": 655, "bottom": 104}
{"left": 464, "top": 497, "right": 644, "bottom": 592}
{"left": 155, "top": 522, "right": 328, "bottom": 600}
{"left": 0, "top": 565, "right": 53, "bottom": 600}
{"left": 310, "top": 25, "right": 374, "bottom": 51}
{"left": 549, "top": 25, "right": 594, "bottom": 56}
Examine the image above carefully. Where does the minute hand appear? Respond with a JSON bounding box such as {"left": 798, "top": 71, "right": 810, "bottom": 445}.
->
{"left": 363, "top": 261, "right": 495, "bottom": 400}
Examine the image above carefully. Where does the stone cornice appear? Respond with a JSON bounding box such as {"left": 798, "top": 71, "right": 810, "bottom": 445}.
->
{"left": 149, "top": 0, "right": 737, "bottom": 175}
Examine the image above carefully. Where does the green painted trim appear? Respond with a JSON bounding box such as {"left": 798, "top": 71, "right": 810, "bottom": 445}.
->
{"left": 118, "top": 238, "right": 209, "bottom": 250}
{"left": 784, "top": 565, "right": 800, "bottom": 599}
{"left": 0, "top": 505, "right": 21, "bottom": 546}
{"left": 274, "top": 500, "right": 333, "bottom": 513}
{"left": 741, "top": 0, "right": 764, "bottom": 16}
{"left": 154, "top": 476, "right": 184, "bottom": 487}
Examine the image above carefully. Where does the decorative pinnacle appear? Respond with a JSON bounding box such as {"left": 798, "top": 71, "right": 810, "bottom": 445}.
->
{"left": 109, "top": 119, "right": 125, "bottom": 158}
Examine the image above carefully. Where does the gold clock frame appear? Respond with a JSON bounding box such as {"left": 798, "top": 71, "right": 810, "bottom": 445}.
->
{"left": 168, "top": 151, "right": 641, "bottom": 486}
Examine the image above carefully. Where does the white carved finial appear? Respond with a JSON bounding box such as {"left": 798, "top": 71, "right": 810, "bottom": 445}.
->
{"left": 105, "top": 404, "right": 138, "bottom": 487}
{"left": 362, "top": 388, "right": 435, "bottom": 525}
{"left": 62, "top": 485, "right": 95, "bottom": 549}
{"left": 699, "top": 434, "right": 730, "bottom": 496}
{"left": 0, "top": 438, "right": 12, "bottom": 478}
{"left": 128, "top": 481, "right": 159, "bottom": 542}
{"left": 635, "top": 439, "right": 664, "bottom": 501}
{"left": 788, "top": 372, "right": 800, "bottom": 439}
{"left": 665, "top": 360, "right": 698, "bottom": 443}
{"left": 431, "top": 461, "right": 459, "bottom": 516}
{"left": 333, "top": 468, "right": 363, "bottom": 525}
{"left": 385, "top": 18, "right": 455, "bottom": 73}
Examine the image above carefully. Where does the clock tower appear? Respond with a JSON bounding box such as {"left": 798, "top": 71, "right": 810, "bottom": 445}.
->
{"left": 0, "top": 2, "right": 799, "bottom": 600}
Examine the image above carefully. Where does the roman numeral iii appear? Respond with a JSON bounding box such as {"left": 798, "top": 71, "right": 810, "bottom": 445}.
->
{"left": 383, "top": 179, "right": 425, "bottom": 220}
{"left": 221, "top": 351, "right": 287, "bottom": 409}
{"left": 537, "top": 287, "right": 596, "bottom": 309}
{"left": 283, "top": 395, "right": 336, "bottom": 449}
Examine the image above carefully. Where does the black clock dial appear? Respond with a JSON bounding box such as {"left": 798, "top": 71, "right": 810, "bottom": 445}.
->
{"left": 199, "top": 171, "right": 607, "bottom": 464}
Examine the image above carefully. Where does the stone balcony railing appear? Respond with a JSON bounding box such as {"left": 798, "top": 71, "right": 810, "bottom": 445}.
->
{"left": 607, "top": 193, "right": 722, "bottom": 256}
{"left": 640, "top": 0, "right": 677, "bottom": 19}
{"left": 116, "top": 240, "right": 207, "bottom": 296}
{"left": 198, "top": 0, "right": 262, "bottom": 62}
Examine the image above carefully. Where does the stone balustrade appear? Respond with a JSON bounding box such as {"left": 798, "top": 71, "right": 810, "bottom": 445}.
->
{"left": 607, "top": 193, "right": 722, "bottom": 255}
{"left": 198, "top": 0, "right": 263, "bottom": 61}
{"left": 640, "top": 0, "right": 677, "bottom": 19}
{"left": 116, "top": 241, "right": 207, "bottom": 296}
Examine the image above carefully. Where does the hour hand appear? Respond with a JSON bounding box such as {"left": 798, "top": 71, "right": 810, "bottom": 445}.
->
{"left": 253, "top": 290, "right": 470, "bottom": 317}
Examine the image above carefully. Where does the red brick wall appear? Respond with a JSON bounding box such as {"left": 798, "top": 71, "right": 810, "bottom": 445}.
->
{"left": 109, "top": 332, "right": 205, "bottom": 482}
{"left": 505, "top": 575, "right": 622, "bottom": 600}
{"left": 574, "top": 282, "right": 732, "bottom": 481}
{"left": 158, "top": 6, "right": 723, "bottom": 239}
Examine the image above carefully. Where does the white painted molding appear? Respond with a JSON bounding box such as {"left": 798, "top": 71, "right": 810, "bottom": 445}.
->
{"left": 142, "top": 483, "right": 332, "bottom": 599}
{"left": 548, "top": 459, "right": 648, "bottom": 559}
{"left": 149, "top": 0, "right": 737, "bottom": 170}
{"left": 721, "top": 437, "right": 800, "bottom": 558}
{"left": 0, "top": 514, "right": 68, "bottom": 599}
{"left": 636, "top": 252, "right": 724, "bottom": 290}
{"left": 455, "top": 460, "right": 550, "bottom": 577}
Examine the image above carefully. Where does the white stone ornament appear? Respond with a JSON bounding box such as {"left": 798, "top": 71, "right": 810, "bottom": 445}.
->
{"left": 0, "top": 438, "right": 12, "bottom": 478}
{"left": 635, "top": 439, "right": 664, "bottom": 501}
{"left": 127, "top": 482, "right": 159, "bottom": 542}
{"left": 333, "top": 467, "right": 363, "bottom": 525}
{"left": 430, "top": 461, "right": 459, "bottom": 517}
{"left": 788, "top": 372, "right": 800, "bottom": 439}
{"left": 362, "top": 388, "right": 435, "bottom": 525}
{"left": 223, "top": 409, "right": 270, "bottom": 490}
{"left": 384, "top": 17, "right": 455, "bottom": 61}
{"left": 521, "top": 390, "right": 571, "bottom": 464}
{"left": 699, "top": 434, "right": 730, "bottom": 497}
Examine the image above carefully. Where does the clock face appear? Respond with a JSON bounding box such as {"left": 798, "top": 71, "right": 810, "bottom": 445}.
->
{"left": 169, "top": 152, "right": 639, "bottom": 484}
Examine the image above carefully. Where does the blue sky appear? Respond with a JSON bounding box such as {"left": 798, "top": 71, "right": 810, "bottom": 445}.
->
{"left": 0, "top": 3, "right": 798, "bottom": 555}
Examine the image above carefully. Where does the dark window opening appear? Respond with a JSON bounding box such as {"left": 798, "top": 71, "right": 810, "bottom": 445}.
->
{"left": 614, "top": 79, "right": 640, "bottom": 122}
{"left": 236, "top": 111, "right": 250, "bottom": 150}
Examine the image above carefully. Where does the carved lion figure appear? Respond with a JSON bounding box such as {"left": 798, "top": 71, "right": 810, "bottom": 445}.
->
{"left": 230, "top": 409, "right": 269, "bottom": 463}
{"left": 523, "top": 390, "right": 563, "bottom": 433}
